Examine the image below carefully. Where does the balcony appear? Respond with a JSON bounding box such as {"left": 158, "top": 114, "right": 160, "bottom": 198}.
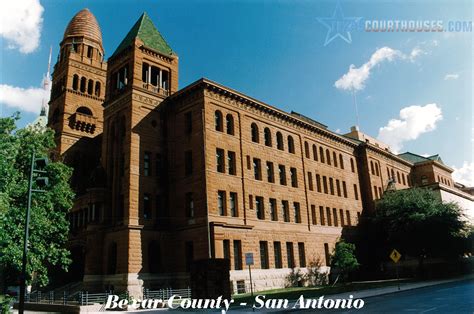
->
{"left": 142, "top": 82, "right": 169, "bottom": 97}
{"left": 69, "top": 112, "right": 97, "bottom": 134}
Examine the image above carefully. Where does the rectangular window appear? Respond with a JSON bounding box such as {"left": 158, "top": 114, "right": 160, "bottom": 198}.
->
{"left": 336, "top": 179, "right": 341, "bottom": 196}
{"left": 218, "top": 190, "right": 226, "bottom": 216}
{"left": 346, "top": 210, "right": 352, "bottom": 226}
{"left": 324, "top": 243, "right": 330, "bottom": 266}
{"left": 316, "top": 174, "right": 322, "bottom": 192}
{"left": 339, "top": 209, "right": 345, "bottom": 226}
{"left": 233, "top": 240, "right": 242, "bottom": 270}
{"left": 274, "top": 241, "right": 282, "bottom": 268}
{"left": 298, "top": 242, "right": 306, "bottom": 267}
{"left": 294, "top": 202, "right": 301, "bottom": 223}
{"left": 249, "top": 194, "right": 253, "bottom": 209}
{"left": 323, "top": 176, "right": 328, "bottom": 194}
{"left": 216, "top": 148, "right": 225, "bottom": 173}
{"left": 326, "top": 207, "right": 332, "bottom": 226}
{"left": 270, "top": 198, "right": 278, "bottom": 221}
{"left": 253, "top": 158, "right": 262, "bottom": 180}
{"left": 266, "top": 161, "right": 275, "bottom": 183}
{"left": 228, "top": 151, "right": 236, "bottom": 175}
{"left": 332, "top": 208, "right": 338, "bottom": 227}
{"left": 144, "top": 152, "right": 151, "bottom": 176}
{"left": 290, "top": 167, "right": 298, "bottom": 187}
{"left": 256, "top": 196, "right": 264, "bottom": 220}
{"left": 311, "top": 205, "right": 317, "bottom": 225}
{"left": 319, "top": 206, "right": 325, "bottom": 225}
{"left": 353, "top": 184, "right": 359, "bottom": 200}
{"left": 282, "top": 200, "right": 290, "bottom": 222}
{"left": 185, "top": 150, "right": 192, "bottom": 176}
{"left": 329, "top": 177, "right": 334, "bottom": 195}
{"left": 143, "top": 193, "right": 151, "bottom": 219}
{"left": 342, "top": 181, "right": 348, "bottom": 198}
{"left": 223, "top": 240, "right": 230, "bottom": 261}
{"left": 229, "top": 192, "right": 238, "bottom": 217}
{"left": 185, "top": 192, "right": 194, "bottom": 218}
{"left": 286, "top": 242, "right": 294, "bottom": 268}
{"left": 308, "top": 172, "right": 313, "bottom": 191}
{"left": 246, "top": 155, "right": 251, "bottom": 170}
{"left": 185, "top": 111, "right": 192, "bottom": 134}
{"left": 279, "top": 165, "right": 287, "bottom": 185}
{"left": 259, "top": 241, "right": 269, "bottom": 269}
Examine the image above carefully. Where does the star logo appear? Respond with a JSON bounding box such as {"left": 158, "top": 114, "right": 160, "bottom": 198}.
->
{"left": 317, "top": 2, "right": 363, "bottom": 46}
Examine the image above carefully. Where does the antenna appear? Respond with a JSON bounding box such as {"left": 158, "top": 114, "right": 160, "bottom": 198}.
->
{"left": 351, "top": 87, "right": 360, "bottom": 128}
{"left": 40, "top": 46, "right": 53, "bottom": 116}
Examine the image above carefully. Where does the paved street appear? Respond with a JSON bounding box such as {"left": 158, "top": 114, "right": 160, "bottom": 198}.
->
{"left": 288, "top": 279, "right": 474, "bottom": 314}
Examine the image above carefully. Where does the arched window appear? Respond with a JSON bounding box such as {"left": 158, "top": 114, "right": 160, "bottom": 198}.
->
{"left": 226, "top": 114, "right": 234, "bottom": 135}
{"left": 288, "top": 136, "right": 295, "bottom": 154}
{"left": 87, "top": 79, "right": 93, "bottom": 95}
{"left": 76, "top": 106, "right": 93, "bottom": 116}
{"left": 319, "top": 147, "right": 325, "bottom": 163}
{"left": 80, "top": 77, "right": 86, "bottom": 93}
{"left": 339, "top": 154, "right": 344, "bottom": 169}
{"left": 313, "top": 145, "right": 318, "bottom": 161}
{"left": 333, "top": 152, "right": 338, "bottom": 167}
{"left": 107, "top": 242, "right": 117, "bottom": 274}
{"left": 72, "top": 74, "right": 79, "bottom": 91}
{"left": 264, "top": 128, "right": 272, "bottom": 146}
{"left": 350, "top": 159, "right": 355, "bottom": 172}
{"left": 391, "top": 169, "right": 395, "bottom": 181}
{"left": 215, "top": 110, "right": 223, "bottom": 131}
{"left": 251, "top": 123, "right": 259, "bottom": 143}
{"left": 95, "top": 81, "right": 101, "bottom": 97}
{"left": 326, "top": 149, "right": 331, "bottom": 165}
{"left": 397, "top": 171, "right": 401, "bottom": 183}
{"left": 276, "top": 132, "right": 284, "bottom": 150}
{"left": 304, "top": 141, "right": 310, "bottom": 158}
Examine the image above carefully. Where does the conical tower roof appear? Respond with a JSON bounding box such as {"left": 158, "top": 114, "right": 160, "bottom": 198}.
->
{"left": 111, "top": 12, "right": 173, "bottom": 58}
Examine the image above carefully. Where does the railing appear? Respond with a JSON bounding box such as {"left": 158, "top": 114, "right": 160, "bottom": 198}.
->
{"left": 17, "top": 287, "right": 191, "bottom": 306}
{"left": 143, "top": 287, "right": 191, "bottom": 300}
{"left": 142, "top": 82, "right": 170, "bottom": 97}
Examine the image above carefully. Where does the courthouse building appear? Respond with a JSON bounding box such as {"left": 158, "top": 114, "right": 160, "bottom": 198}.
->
{"left": 46, "top": 9, "right": 473, "bottom": 295}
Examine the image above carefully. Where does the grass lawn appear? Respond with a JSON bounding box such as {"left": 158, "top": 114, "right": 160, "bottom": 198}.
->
{"left": 231, "top": 279, "right": 412, "bottom": 305}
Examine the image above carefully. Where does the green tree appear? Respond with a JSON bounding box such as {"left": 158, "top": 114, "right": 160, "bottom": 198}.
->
{"left": 331, "top": 240, "right": 359, "bottom": 283}
{"left": 0, "top": 114, "right": 74, "bottom": 289}
{"left": 374, "top": 188, "right": 469, "bottom": 276}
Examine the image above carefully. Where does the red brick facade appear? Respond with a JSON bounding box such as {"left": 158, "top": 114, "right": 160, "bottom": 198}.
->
{"left": 48, "top": 9, "right": 457, "bottom": 295}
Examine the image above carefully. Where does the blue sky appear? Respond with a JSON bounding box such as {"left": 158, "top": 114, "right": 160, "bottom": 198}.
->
{"left": 0, "top": 0, "right": 472, "bottom": 184}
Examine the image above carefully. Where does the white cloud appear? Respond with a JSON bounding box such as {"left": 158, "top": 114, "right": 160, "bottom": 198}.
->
{"left": 452, "top": 162, "right": 474, "bottom": 187}
{"left": 377, "top": 103, "right": 443, "bottom": 153}
{"left": 0, "top": 0, "right": 44, "bottom": 53}
{"left": 334, "top": 46, "right": 424, "bottom": 91}
{"left": 444, "top": 74, "right": 459, "bottom": 80}
{"left": 0, "top": 79, "right": 50, "bottom": 114}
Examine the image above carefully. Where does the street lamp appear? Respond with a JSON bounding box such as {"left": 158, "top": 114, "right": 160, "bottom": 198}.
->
{"left": 18, "top": 149, "right": 49, "bottom": 314}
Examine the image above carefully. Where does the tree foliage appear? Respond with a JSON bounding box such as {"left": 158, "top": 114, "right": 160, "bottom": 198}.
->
{"left": 0, "top": 114, "right": 74, "bottom": 288}
{"left": 331, "top": 240, "right": 359, "bottom": 281}
{"left": 374, "top": 188, "right": 469, "bottom": 262}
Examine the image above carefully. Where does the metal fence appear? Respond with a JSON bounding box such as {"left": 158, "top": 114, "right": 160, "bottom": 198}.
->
{"left": 19, "top": 287, "right": 191, "bottom": 306}
{"left": 143, "top": 287, "right": 191, "bottom": 300}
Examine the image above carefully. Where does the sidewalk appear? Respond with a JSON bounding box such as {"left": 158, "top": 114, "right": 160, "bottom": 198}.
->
{"left": 315, "top": 274, "right": 474, "bottom": 300}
